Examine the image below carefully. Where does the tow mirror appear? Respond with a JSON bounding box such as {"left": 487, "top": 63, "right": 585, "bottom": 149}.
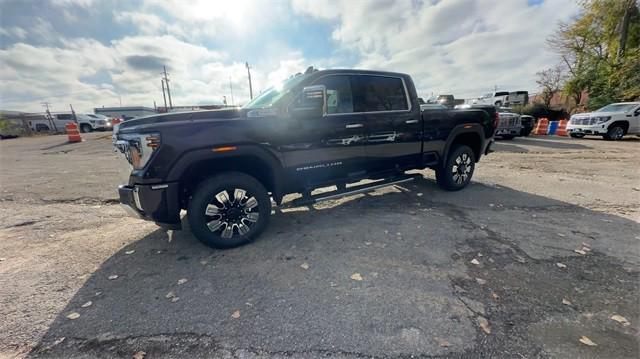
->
{"left": 291, "top": 85, "right": 326, "bottom": 118}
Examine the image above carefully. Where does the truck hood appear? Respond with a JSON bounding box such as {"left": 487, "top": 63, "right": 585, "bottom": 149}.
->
{"left": 117, "top": 108, "right": 246, "bottom": 131}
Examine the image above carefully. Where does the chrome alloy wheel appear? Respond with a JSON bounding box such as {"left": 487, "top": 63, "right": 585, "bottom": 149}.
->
{"left": 452, "top": 153, "right": 473, "bottom": 184}
{"left": 204, "top": 188, "right": 259, "bottom": 239}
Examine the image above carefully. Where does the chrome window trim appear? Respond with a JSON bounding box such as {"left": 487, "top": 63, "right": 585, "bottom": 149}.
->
{"left": 308, "top": 73, "right": 413, "bottom": 117}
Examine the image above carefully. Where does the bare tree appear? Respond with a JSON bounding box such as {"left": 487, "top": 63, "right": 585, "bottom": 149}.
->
{"left": 536, "top": 66, "right": 565, "bottom": 108}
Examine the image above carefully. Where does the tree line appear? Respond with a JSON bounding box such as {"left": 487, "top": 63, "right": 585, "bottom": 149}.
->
{"left": 536, "top": 0, "right": 639, "bottom": 113}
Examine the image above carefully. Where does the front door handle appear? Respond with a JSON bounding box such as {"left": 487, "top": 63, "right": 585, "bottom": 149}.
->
{"left": 405, "top": 119, "right": 419, "bottom": 124}
{"left": 345, "top": 123, "right": 364, "bottom": 129}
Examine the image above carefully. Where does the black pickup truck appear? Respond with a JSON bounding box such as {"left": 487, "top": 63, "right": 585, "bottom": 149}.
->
{"left": 115, "top": 69, "right": 497, "bottom": 248}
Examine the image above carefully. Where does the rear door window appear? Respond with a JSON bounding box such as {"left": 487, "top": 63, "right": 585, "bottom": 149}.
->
{"left": 351, "top": 76, "right": 408, "bottom": 112}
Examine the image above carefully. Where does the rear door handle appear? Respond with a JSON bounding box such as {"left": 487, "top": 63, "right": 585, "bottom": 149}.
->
{"left": 405, "top": 119, "right": 419, "bottom": 124}
{"left": 345, "top": 123, "right": 364, "bottom": 129}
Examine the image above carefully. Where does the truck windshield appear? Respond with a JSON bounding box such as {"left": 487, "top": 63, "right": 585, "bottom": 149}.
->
{"left": 594, "top": 103, "right": 638, "bottom": 113}
{"left": 243, "top": 74, "right": 309, "bottom": 109}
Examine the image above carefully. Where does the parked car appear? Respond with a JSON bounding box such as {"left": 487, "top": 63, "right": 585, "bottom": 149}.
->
{"left": 114, "top": 69, "right": 498, "bottom": 249}
{"left": 495, "top": 108, "right": 522, "bottom": 140}
{"left": 567, "top": 102, "right": 640, "bottom": 140}
{"left": 28, "top": 112, "right": 113, "bottom": 133}
{"left": 520, "top": 115, "right": 534, "bottom": 136}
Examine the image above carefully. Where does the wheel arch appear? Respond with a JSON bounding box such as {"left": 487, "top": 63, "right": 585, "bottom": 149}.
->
{"left": 168, "top": 146, "right": 285, "bottom": 207}
{"left": 608, "top": 120, "right": 629, "bottom": 134}
{"left": 443, "top": 125, "right": 484, "bottom": 165}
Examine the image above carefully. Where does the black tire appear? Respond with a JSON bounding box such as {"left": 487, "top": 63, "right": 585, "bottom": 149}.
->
{"left": 603, "top": 125, "right": 624, "bottom": 141}
{"left": 187, "top": 172, "right": 271, "bottom": 249}
{"left": 570, "top": 133, "right": 585, "bottom": 138}
{"left": 436, "top": 145, "right": 476, "bottom": 191}
{"left": 500, "top": 135, "right": 515, "bottom": 140}
{"left": 80, "top": 124, "right": 92, "bottom": 133}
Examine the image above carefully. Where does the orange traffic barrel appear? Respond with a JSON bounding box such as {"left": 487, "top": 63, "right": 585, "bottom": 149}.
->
{"left": 533, "top": 118, "right": 549, "bottom": 135}
{"left": 556, "top": 119, "right": 569, "bottom": 136}
{"left": 65, "top": 122, "right": 82, "bottom": 143}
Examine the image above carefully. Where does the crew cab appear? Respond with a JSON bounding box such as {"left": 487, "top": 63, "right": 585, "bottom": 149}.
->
{"left": 114, "top": 69, "right": 497, "bottom": 248}
{"left": 567, "top": 102, "right": 640, "bottom": 140}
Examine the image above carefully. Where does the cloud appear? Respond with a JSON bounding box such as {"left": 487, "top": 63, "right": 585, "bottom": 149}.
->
{"left": 0, "top": 31, "right": 307, "bottom": 112}
{"left": 294, "top": 0, "right": 580, "bottom": 97}
{"left": 1, "top": 0, "right": 581, "bottom": 112}
{"left": 0, "top": 27, "right": 28, "bottom": 40}
{"left": 125, "top": 55, "right": 170, "bottom": 72}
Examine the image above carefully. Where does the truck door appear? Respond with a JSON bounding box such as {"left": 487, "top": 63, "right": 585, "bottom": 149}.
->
{"left": 350, "top": 75, "right": 422, "bottom": 174}
{"left": 282, "top": 74, "right": 367, "bottom": 187}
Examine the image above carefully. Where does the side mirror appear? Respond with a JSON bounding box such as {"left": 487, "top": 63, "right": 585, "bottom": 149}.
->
{"left": 291, "top": 85, "right": 326, "bottom": 118}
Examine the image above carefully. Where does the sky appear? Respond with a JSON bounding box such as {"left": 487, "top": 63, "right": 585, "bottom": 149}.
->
{"left": 0, "top": 0, "right": 581, "bottom": 113}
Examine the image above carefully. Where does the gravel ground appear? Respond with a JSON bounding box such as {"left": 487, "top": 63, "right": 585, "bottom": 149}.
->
{"left": 0, "top": 132, "right": 638, "bottom": 358}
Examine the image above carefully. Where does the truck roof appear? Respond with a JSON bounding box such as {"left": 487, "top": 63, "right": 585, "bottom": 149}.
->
{"left": 311, "top": 69, "right": 411, "bottom": 79}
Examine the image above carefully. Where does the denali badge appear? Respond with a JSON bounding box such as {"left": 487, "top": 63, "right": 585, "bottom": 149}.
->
{"left": 296, "top": 161, "right": 343, "bottom": 172}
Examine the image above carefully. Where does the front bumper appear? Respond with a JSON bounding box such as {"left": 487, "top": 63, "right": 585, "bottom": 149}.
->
{"left": 118, "top": 182, "right": 182, "bottom": 230}
{"left": 567, "top": 125, "right": 607, "bottom": 135}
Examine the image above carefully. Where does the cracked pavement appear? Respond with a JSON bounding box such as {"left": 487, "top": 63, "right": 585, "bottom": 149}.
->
{"left": 1, "top": 133, "right": 639, "bottom": 358}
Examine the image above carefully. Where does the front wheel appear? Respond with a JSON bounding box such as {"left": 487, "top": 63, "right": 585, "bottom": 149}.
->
{"left": 603, "top": 126, "right": 624, "bottom": 141}
{"left": 80, "top": 124, "right": 92, "bottom": 133}
{"left": 436, "top": 145, "right": 476, "bottom": 191}
{"left": 188, "top": 172, "right": 271, "bottom": 249}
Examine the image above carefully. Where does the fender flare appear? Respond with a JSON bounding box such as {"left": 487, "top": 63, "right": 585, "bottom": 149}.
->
{"left": 166, "top": 144, "right": 286, "bottom": 202}
{"left": 442, "top": 124, "right": 485, "bottom": 165}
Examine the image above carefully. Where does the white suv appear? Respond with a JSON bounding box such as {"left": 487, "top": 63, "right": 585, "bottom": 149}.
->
{"left": 567, "top": 102, "right": 640, "bottom": 140}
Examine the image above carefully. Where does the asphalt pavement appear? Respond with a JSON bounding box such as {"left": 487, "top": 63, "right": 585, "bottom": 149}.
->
{"left": 0, "top": 133, "right": 638, "bottom": 358}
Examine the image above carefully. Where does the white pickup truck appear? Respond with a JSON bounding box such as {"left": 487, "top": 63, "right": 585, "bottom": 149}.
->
{"left": 567, "top": 102, "right": 640, "bottom": 140}
{"left": 30, "top": 113, "right": 114, "bottom": 133}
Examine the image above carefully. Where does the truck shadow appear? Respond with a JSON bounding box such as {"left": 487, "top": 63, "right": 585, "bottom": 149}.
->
{"left": 29, "top": 176, "right": 640, "bottom": 358}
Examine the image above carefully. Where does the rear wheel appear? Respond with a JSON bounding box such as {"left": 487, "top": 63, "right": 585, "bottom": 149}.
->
{"left": 603, "top": 126, "right": 624, "bottom": 141}
{"left": 436, "top": 145, "right": 476, "bottom": 191}
{"left": 570, "top": 133, "right": 585, "bottom": 138}
{"left": 188, "top": 172, "right": 271, "bottom": 249}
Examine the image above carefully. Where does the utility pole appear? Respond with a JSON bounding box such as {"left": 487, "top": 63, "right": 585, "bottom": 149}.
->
{"left": 162, "top": 65, "right": 173, "bottom": 109}
{"left": 161, "top": 79, "right": 168, "bottom": 111}
{"left": 245, "top": 61, "right": 253, "bottom": 100}
{"left": 41, "top": 102, "right": 56, "bottom": 132}
{"left": 69, "top": 104, "right": 77, "bottom": 123}
{"left": 229, "top": 77, "right": 234, "bottom": 106}
{"left": 153, "top": 100, "right": 157, "bottom": 111}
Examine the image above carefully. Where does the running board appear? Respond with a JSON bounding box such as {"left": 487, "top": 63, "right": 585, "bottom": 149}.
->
{"left": 285, "top": 174, "right": 421, "bottom": 207}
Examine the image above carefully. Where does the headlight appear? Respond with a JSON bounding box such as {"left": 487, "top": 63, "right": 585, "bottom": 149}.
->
{"left": 114, "top": 133, "right": 161, "bottom": 169}
{"left": 594, "top": 116, "right": 610, "bottom": 124}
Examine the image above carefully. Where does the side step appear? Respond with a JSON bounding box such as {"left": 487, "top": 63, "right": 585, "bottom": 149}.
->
{"left": 286, "top": 174, "right": 421, "bottom": 207}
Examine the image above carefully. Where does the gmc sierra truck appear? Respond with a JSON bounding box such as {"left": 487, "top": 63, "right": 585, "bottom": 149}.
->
{"left": 115, "top": 69, "right": 497, "bottom": 248}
